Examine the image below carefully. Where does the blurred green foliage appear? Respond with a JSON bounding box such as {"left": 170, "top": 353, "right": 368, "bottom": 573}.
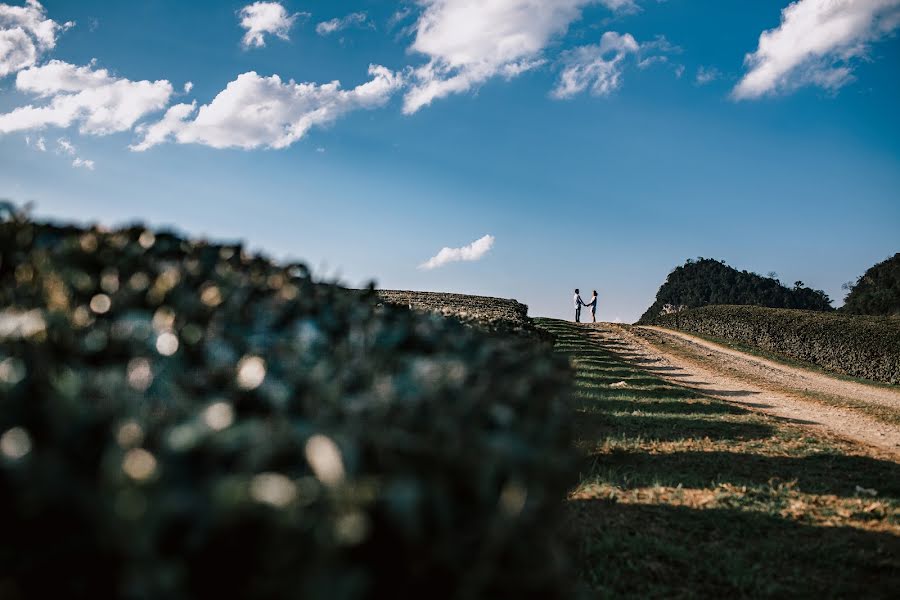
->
{"left": 0, "top": 213, "right": 575, "bottom": 599}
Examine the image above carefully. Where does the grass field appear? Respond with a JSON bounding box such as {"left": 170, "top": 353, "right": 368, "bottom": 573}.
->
{"left": 536, "top": 318, "right": 900, "bottom": 599}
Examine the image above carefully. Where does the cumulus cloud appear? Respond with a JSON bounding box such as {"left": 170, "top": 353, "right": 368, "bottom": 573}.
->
{"left": 734, "top": 0, "right": 900, "bottom": 99}
{"left": 238, "top": 1, "right": 304, "bottom": 49}
{"left": 316, "top": 12, "right": 372, "bottom": 36}
{"left": 0, "top": 60, "right": 174, "bottom": 135}
{"left": 419, "top": 234, "right": 495, "bottom": 270}
{"left": 551, "top": 31, "right": 639, "bottom": 98}
{"left": 402, "top": 0, "right": 633, "bottom": 114}
{"left": 132, "top": 65, "right": 403, "bottom": 151}
{"left": 0, "top": 0, "right": 73, "bottom": 78}
{"left": 130, "top": 101, "right": 196, "bottom": 152}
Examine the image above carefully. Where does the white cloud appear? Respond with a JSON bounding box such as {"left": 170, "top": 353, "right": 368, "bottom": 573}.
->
{"left": 734, "top": 0, "right": 900, "bottom": 99}
{"left": 402, "top": 0, "right": 633, "bottom": 114}
{"left": 56, "top": 136, "right": 94, "bottom": 169}
{"left": 132, "top": 64, "right": 403, "bottom": 151}
{"left": 238, "top": 1, "right": 303, "bottom": 49}
{"left": 55, "top": 136, "right": 73, "bottom": 154}
{"left": 388, "top": 7, "right": 414, "bottom": 31}
{"left": 600, "top": 0, "right": 639, "bottom": 11}
{"left": 23, "top": 133, "right": 44, "bottom": 150}
{"left": 316, "top": 12, "right": 371, "bottom": 36}
{"left": 551, "top": 31, "right": 639, "bottom": 98}
{"left": 419, "top": 234, "right": 495, "bottom": 270}
{"left": 637, "top": 55, "right": 666, "bottom": 69}
{"left": 183, "top": 81, "right": 193, "bottom": 93}
{"left": 130, "top": 101, "right": 196, "bottom": 152}
{"left": 0, "top": 0, "right": 73, "bottom": 78}
{"left": 72, "top": 156, "right": 94, "bottom": 170}
{"left": 0, "top": 60, "right": 173, "bottom": 135}
{"left": 695, "top": 65, "right": 719, "bottom": 85}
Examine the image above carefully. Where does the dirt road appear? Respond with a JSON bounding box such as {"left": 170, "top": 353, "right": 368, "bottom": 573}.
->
{"left": 584, "top": 323, "right": 900, "bottom": 457}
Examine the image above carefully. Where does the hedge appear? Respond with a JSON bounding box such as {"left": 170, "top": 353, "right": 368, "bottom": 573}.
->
{"left": 0, "top": 215, "right": 575, "bottom": 599}
{"left": 378, "top": 290, "right": 535, "bottom": 336}
{"left": 651, "top": 305, "right": 900, "bottom": 385}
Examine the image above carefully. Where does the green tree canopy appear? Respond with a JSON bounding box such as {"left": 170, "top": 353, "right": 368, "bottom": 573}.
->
{"left": 842, "top": 253, "right": 900, "bottom": 316}
{"left": 639, "top": 258, "right": 833, "bottom": 323}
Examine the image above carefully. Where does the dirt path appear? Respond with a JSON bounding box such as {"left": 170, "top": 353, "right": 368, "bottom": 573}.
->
{"left": 583, "top": 323, "right": 900, "bottom": 457}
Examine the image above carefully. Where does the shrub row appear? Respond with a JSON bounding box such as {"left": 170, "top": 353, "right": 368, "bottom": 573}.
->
{"left": 377, "top": 290, "right": 533, "bottom": 335}
{"left": 0, "top": 216, "right": 575, "bottom": 599}
{"left": 651, "top": 305, "right": 900, "bottom": 384}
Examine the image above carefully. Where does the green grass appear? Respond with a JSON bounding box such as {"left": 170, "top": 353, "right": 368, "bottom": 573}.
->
{"left": 631, "top": 324, "right": 900, "bottom": 427}
{"left": 536, "top": 318, "right": 900, "bottom": 599}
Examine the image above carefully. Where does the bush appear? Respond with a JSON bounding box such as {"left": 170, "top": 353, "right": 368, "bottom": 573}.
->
{"left": 0, "top": 216, "right": 575, "bottom": 599}
{"left": 651, "top": 305, "right": 900, "bottom": 384}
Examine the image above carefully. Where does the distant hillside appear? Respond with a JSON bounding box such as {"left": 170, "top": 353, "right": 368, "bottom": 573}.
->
{"left": 638, "top": 258, "right": 833, "bottom": 323}
{"left": 842, "top": 253, "right": 900, "bottom": 316}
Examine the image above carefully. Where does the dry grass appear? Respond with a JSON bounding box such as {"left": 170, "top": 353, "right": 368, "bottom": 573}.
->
{"left": 537, "top": 318, "right": 900, "bottom": 599}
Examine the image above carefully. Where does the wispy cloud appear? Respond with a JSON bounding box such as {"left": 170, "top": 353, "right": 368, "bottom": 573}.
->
{"left": 419, "top": 234, "right": 495, "bottom": 270}
{"left": 551, "top": 31, "right": 639, "bottom": 99}
{"left": 56, "top": 137, "right": 94, "bottom": 170}
{"left": 72, "top": 156, "right": 95, "bottom": 170}
{"left": 733, "top": 0, "right": 900, "bottom": 99}
{"left": 316, "top": 12, "right": 372, "bottom": 36}
{"left": 695, "top": 65, "right": 719, "bottom": 85}
{"left": 24, "top": 134, "right": 46, "bottom": 151}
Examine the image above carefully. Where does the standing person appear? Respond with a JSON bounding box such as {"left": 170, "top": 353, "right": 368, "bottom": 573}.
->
{"left": 587, "top": 290, "right": 599, "bottom": 323}
{"left": 574, "top": 289, "right": 586, "bottom": 323}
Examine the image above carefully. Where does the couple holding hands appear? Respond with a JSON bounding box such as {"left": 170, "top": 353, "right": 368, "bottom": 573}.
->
{"left": 574, "top": 289, "right": 598, "bottom": 323}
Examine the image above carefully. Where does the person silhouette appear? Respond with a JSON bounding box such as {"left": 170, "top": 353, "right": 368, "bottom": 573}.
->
{"left": 574, "top": 289, "right": 586, "bottom": 323}
{"left": 586, "top": 290, "right": 598, "bottom": 323}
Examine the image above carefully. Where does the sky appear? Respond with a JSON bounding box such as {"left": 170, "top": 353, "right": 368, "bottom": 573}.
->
{"left": 1, "top": 0, "right": 898, "bottom": 322}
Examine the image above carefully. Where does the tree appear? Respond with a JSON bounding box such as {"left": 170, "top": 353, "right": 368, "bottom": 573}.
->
{"left": 639, "top": 259, "right": 833, "bottom": 323}
{"left": 842, "top": 253, "right": 900, "bottom": 316}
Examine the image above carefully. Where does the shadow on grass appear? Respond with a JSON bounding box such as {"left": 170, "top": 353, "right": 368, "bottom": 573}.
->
{"left": 575, "top": 411, "right": 776, "bottom": 444}
{"left": 587, "top": 450, "right": 900, "bottom": 499}
{"left": 535, "top": 318, "right": 900, "bottom": 598}
{"left": 568, "top": 500, "right": 900, "bottom": 599}
{"left": 578, "top": 399, "right": 745, "bottom": 416}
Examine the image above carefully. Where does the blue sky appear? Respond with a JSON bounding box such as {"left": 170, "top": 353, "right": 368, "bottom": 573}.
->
{"left": 1, "top": 0, "right": 898, "bottom": 322}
